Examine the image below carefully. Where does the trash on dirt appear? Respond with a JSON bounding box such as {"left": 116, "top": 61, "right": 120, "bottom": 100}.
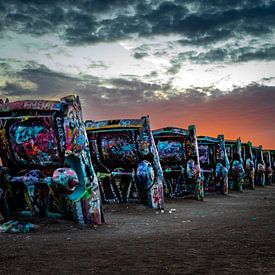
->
{"left": 168, "top": 208, "right": 176, "bottom": 214}
{"left": 182, "top": 220, "right": 191, "bottom": 223}
{"left": 0, "top": 220, "right": 38, "bottom": 233}
{"left": 161, "top": 210, "right": 165, "bottom": 214}
{"left": 251, "top": 217, "right": 257, "bottom": 221}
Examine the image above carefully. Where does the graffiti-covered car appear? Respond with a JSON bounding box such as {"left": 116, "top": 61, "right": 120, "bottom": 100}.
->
{"left": 225, "top": 138, "right": 245, "bottom": 191}
{"left": 85, "top": 116, "right": 164, "bottom": 209}
{"left": 270, "top": 150, "right": 275, "bottom": 184}
{"left": 153, "top": 126, "right": 204, "bottom": 200}
{"left": 198, "top": 135, "right": 229, "bottom": 194}
{"left": 263, "top": 149, "right": 273, "bottom": 185}
{"left": 0, "top": 95, "right": 104, "bottom": 224}
{"left": 252, "top": 146, "right": 266, "bottom": 186}
{"left": 241, "top": 141, "right": 255, "bottom": 189}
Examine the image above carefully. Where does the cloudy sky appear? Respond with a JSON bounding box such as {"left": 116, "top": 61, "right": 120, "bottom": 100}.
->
{"left": 1, "top": 0, "right": 275, "bottom": 147}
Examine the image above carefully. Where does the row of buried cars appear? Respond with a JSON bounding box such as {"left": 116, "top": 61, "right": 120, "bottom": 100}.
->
{"left": 0, "top": 95, "right": 274, "bottom": 224}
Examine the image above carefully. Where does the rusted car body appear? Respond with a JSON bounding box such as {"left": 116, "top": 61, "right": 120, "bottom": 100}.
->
{"left": 225, "top": 138, "right": 245, "bottom": 191}
{"left": 252, "top": 146, "right": 266, "bottom": 186}
{"left": 0, "top": 95, "right": 103, "bottom": 224}
{"left": 85, "top": 116, "right": 164, "bottom": 209}
{"left": 153, "top": 126, "right": 204, "bottom": 200}
{"left": 241, "top": 142, "right": 255, "bottom": 189}
{"left": 198, "top": 135, "right": 229, "bottom": 194}
{"left": 263, "top": 150, "right": 273, "bottom": 185}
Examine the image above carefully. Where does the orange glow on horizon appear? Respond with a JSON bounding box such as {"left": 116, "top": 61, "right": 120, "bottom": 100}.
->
{"left": 82, "top": 86, "right": 275, "bottom": 149}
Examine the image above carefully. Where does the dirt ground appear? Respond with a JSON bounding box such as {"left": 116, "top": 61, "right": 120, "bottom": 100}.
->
{"left": 1, "top": 186, "right": 275, "bottom": 275}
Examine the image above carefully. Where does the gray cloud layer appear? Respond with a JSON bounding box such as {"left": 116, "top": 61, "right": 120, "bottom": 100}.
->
{"left": 1, "top": 0, "right": 275, "bottom": 70}
{"left": 1, "top": 1, "right": 274, "bottom": 46}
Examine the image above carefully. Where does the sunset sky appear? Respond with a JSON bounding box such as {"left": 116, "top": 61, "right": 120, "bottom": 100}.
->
{"left": 0, "top": 1, "right": 275, "bottom": 148}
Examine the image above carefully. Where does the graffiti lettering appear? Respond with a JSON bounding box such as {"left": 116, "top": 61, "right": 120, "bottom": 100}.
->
{"left": 56, "top": 117, "right": 66, "bottom": 152}
{"left": 23, "top": 101, "right": 60, "bottom": 111}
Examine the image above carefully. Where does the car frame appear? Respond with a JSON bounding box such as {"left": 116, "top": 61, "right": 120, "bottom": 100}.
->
{"left": 263, "top": 149, "right": 273, "bottom": 185}
{"left": 85, "top": 116, "right": 164, "bottom": 209}
{"left": 198, "top": 135, "right": 230, "bottom": 194}
{"left": 241, "top": 141, "right": 255, "bottom": 189}
{"left": 153, "top": 125, "right": 204, "bottom": 200}
{"left": 252, "top": 145, "right": 266, "bottom": 186}
{"left": 0, "top": 95, "right": 103, "bottom": 224}
{"left": 225, "top": 138, "right": 245, "bottom": 191}
{"left": 270, "top": 150, "right": 275, "bottom": 184}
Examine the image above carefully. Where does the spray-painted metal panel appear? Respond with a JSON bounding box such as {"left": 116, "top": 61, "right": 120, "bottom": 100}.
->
{"left": 198, "top": 135, "right": 229, "bottom": 194}
{"left": 263, "top": 149, "right": 273, "bottom": 185}
{"left": 153, "top": 126, "right": 204, "bottom": 200}
{"left": 270, "top": 150, "right": 275, "bottom": 184}
{"left": 0, "top": 95, "right": 103, "bottom": 224}
{"left": 241, "top": 142, "right": 255, "bottom": 189}
{"left": 252, "top": 146, "right": 266, "bottom": 186}
{"left": 225, "top": 138, "right": 245, "bottom": 191}
{"left": 86, "top": 116, "right": 164, "bottom": 209}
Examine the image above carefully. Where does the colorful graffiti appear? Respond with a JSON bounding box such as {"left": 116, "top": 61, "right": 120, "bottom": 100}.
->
{"left": 153, "top": 126, "right": 203, "bottom": 200}
{"left": 0, "top": 100, "right": 60, "bottom": 112}
{"left": 216, "top": 135, "right": 229, "bottom": 194}
{"left": 198, "top": 135, "right": 229, "bottom": 194}
{"left": 242, "top": 142, "right": 255, "bottom": 189}
{"left": 245, "top": 159, "right": 255, "bottom": 189}
{"left": 263, "top": 150, "right": 273, "bottom": 185}
{"left": 226, "top": 138, "right": 245, "bottom": 191}
{"left": 215, "top": 163, "right": 228, "bottom": 194}
{"left": 0, "top": 94, "right": 274, "bottom": 229}
{"left": 0, "top": 95, "right": 104, "bottom": 225}
{"left": 253, "top": 145, "right": 266, "bottom": 186}
{"left": 231, "top": 160, "right": 245, "bottom": 191}
{"left": 86, "top": 116, "right": 164, "bottom": 209}
{"left": 100, "top": 132, "right": 139, "bottom": 167}
{"left": 185, "top": 126, "right": 204, "bottom": 200}
{"left": 9, "top": 119, "right": 60, "bottom": 166}
{"left": 157, "top": 140, "right": 184, "bottom": 164}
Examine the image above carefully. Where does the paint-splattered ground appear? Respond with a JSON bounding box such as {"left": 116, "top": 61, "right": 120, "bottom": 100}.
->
{"left": 1, "top": 186, "right": 275, "bottom": 274}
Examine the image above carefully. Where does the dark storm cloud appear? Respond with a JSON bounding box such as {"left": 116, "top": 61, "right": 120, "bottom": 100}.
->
{"left": 1, "top": 0, "right": 275, "bottom": 47}
{"left": 177, "top": 29, "right": 233, "bottom": 46}
{"left": 0, "top": 60, "right": 207, "bottom": 106}
{"left": 168, "top": 45, "right": 275, "bottom": 68}
{"left": 0, "top": 61, "right": 167, "bottom": 103}
{"left": 1, "top": 82, "right": 34, "bottom": 96}
{"left": 0, "top": 60, "right": 84, "bottom": 97}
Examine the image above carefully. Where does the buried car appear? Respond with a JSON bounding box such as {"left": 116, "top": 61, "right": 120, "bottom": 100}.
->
{"left": 198, "top": 135, "right": 230, "bottom": 194}
{"left": 153, "top": 125, "right": 204, "bottom": 200}
{"left": 0, "top": 95, "right": 103, "bottom": 224}
{"left": 252, "top": 146, "right": 266, "bottom": 186}
{"left": 263, "top": 149, "right": 273, "bottom": 185}
{"left": 225, "top": 138, "right": 245, "bottom": 191}
{"left": 270, "top": 150, "right": 275, "bottom": 184}
{"left": 241, "top": 141, "right": 255, "bottom": 189}
{"left": 85, "top": 116, "right": 164, "bottom": 209}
